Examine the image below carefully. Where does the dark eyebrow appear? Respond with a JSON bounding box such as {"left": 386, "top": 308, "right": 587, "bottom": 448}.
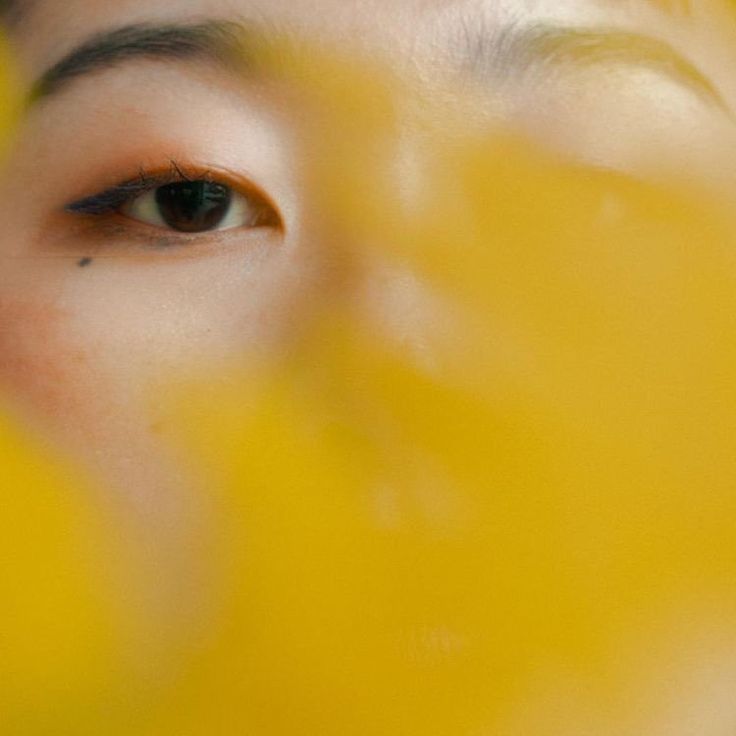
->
{"left": 0, "top": 0, "right": 29, "bottom": 26}
{"left": 31, "top": 21, "right": 252, "bottom": 102}
{"left": 465, "top": 24, "right": 728, "bottom": 114}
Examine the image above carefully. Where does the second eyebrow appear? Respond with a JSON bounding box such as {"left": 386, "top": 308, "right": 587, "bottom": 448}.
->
{"left": 469, "top": 25, "right": 728, "bottom": 114}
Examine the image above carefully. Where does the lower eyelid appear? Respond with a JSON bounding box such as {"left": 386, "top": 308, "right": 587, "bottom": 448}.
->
{"left": 62, "top": 214, "right": 282, "bottom": 254}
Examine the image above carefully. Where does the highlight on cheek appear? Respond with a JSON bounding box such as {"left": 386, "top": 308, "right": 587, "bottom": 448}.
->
{"left": 5, "top": 14, "right": 736, "bottom": 736}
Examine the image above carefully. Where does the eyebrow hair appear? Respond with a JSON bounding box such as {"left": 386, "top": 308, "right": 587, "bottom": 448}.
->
{"left": 0, "top": 0, "right": 29, "bottom": 26}
{"left": 29, "top": 16, "right": 727, "bottom": 119}
{"left": 466, "top": 23, "right": 727, "bottom": 114}
{"left": 31, "top": 21, "right": 252, "bottom": 101}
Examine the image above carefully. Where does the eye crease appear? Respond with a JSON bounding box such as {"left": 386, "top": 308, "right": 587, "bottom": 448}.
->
{"left": 65, "top": 164, "right": 282, "bottom": 235}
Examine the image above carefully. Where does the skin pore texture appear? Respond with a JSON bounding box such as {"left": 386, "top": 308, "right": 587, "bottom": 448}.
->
{"left": 4, "top": 0, "right": 736, "bottom": 716}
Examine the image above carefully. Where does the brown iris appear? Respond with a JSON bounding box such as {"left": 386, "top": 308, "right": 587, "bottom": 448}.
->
{"left": 155, "top": 181, "right": 232, "bottom": 232}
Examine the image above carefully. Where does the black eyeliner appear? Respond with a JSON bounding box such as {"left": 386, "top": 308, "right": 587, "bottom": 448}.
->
{"left": 64, "top": 163, "right": 214, "bottom": 216}
{"left": 65, "top": 178, "right": 156, "bottom": 215}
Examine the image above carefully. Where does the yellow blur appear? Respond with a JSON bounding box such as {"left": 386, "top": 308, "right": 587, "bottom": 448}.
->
{"left": 6, "top": 27, "right": 736, "bottom": 736}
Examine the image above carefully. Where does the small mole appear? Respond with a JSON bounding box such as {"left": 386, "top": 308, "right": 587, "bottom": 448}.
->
{"left": 78, "top": 257, "right": 93, "bottom": 268}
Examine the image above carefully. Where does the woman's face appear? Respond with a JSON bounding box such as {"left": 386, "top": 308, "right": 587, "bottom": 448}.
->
{"left": 2, "top": 0, "right": 736, "bottom": 634}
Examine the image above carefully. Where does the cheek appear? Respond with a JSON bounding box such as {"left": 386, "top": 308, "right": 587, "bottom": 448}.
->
{"left": 0, "top": 293, "right": 212, "bottom": 532}
{"left": 0, "top": 298, "right": 95, "bottom": 423}
{"left": 0, "top": 295, "right": 226, "bottom": 648}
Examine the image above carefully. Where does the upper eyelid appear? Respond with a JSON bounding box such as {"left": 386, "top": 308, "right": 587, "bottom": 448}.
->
{"left": 65, "top": 166, "right": 220, "bottom": 216}
{"left": 66, "top": 180, "right": 155, "bottom": 215}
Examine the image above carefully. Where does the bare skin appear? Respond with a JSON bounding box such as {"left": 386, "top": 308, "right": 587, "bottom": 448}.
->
{"left": 3, "top": 0, "right": 736, "bottom": 723}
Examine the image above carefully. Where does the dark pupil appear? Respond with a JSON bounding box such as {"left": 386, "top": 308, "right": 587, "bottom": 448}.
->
{"left": 155, "top": 181, "right": 232, "bottom": 232}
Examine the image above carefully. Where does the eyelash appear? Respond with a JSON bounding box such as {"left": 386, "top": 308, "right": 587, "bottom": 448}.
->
{"left": 64, "top": 161, "right": 281, "bottom": 236}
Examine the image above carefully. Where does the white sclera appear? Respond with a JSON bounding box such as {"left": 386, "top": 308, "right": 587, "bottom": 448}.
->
{"left": 121, "top": 185, "right": 258, "bottom": 232}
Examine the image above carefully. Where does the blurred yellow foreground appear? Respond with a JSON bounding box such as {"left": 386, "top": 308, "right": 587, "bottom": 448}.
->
{"left": 5, "top": 34, "right": 736, "bottom": 736}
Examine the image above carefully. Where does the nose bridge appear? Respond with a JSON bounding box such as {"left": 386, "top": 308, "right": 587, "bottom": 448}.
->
{"left": 315, "top": 120, "right": 438, "bottom": 349}
{"left": 290, "top": 61, "right": 454, "bottom": 359}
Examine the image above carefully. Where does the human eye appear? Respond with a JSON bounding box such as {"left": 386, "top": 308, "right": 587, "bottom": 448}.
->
{"left": 64, "top": 162, "right": 282, "bottom": 238}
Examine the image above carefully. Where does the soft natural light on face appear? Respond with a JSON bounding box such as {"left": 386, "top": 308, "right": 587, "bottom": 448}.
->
{"left": 4, "top": 2, "right": 736, "bottom": 735}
